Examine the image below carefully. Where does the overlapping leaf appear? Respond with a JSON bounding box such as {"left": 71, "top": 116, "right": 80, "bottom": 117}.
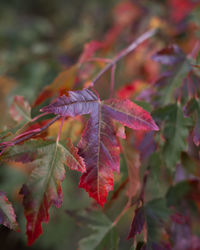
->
{"left": 0, "top": 191, "right": 19, "bottom": 231}
{"left": 128, "top": 199, "right": 171, "bottom": 248}
{"left": 152, "top": 45, "right": 191, "bottom": 105}
{"left": 153, "top": 104, "right": 191, "bottom": 169}
{"left": 79, "top": 211, "right": 118, "bottom": 250}
{"left": 12, "top": 140, "right": 85, "bottom": 245}
{"left": 41, "top": 89, "right": 159, "bottom": 206}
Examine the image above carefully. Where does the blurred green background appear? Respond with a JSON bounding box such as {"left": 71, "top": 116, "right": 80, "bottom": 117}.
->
{"left": 0, "top": 0, "right": 117, "bottom": 103}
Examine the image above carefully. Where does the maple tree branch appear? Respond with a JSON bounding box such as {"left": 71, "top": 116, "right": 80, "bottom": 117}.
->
{"left": 91, "top": 28, "right": 157, "bottom": 86}
{"left": 112, "top": 198, "right": 132, "bottom": 227}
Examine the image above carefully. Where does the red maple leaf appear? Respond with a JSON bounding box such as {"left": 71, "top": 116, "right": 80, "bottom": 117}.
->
{"left": 41, "top": 89, "right": 159, "bottom": 206}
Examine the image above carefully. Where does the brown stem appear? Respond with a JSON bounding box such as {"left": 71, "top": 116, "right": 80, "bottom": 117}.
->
{"left": 112, "top": 166, "right": 150, "bottom": 226}
{"left": 91, "top": 28, "right": 157, "bottom": 86}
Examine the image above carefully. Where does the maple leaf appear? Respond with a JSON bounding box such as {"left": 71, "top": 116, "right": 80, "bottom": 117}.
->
{"left": 153, "top": 104, "right": 191, "bottom": 169}
{"left": 41, "top": 89, "right": 159, "bottom": 206}
{"left": 79, "top": 211, "right": 118, "bottom": 250}
{"left": 0, "top": 191, "right": 19, "bottom": 231}
{"left": 78, "top": 110, "right": 120, "bottom": 206}
{"left": 17, "top": 140, "right": 85, "bottom": 245}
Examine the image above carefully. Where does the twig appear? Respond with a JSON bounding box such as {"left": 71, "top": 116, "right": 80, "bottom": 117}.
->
{"left": 91, "top": 28, "right": 157, "bottom": 86}
{"left": 112, "top": 167, "right": 150, "bottom": 226}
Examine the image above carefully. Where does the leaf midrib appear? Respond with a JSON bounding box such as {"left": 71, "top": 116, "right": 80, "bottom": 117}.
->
{"left": 31, "top": 143, "right": 60, "bottom": 233}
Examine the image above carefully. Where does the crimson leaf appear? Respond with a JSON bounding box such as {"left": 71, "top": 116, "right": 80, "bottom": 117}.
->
{"left": 41, "top": 89, "right": 158, "bottom": 206}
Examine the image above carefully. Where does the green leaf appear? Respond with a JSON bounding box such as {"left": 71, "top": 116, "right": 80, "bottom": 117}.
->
{"left": 162, "top": 104, "right": 191, "bottom": 169}
{"left": 145, "top": 198, "right": 170, "bottom": 243}
{"left": 166, "top": 181, "right": 190, "bottom": 207}
{"left": 157, "top": 60, "right": 191, "bottom": 105}
{"left": 79, "top": 211, "right": 118, "bottom": 250}
{"left": 15, "top": 139, "right": 85, "bottom": 245}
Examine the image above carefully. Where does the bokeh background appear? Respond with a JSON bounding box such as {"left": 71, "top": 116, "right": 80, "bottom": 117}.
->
{"left": 0, "top": 0, "right": 199, "bottom": 249}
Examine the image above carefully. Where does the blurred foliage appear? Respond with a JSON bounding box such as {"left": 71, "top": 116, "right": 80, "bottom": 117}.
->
{"left": 0, "top": 0, "right": 200, "bottom": 250}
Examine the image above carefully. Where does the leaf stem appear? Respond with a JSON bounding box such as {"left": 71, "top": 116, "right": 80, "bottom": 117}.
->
{"left": 91, "top": 28, "right": 157, "bottom": 86}
{"left": 112, "top": 167, "right": 150, "bottom": 226}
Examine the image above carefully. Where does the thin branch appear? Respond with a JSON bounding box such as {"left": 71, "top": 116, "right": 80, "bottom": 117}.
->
{"left": 91, "top": 28, "right": 157, "bottom": 86}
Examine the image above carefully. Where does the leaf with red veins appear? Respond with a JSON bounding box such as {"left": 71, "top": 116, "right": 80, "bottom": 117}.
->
{"left": 0, "top": 191, "right": 19, "bottom": 231}
{"left": 41, "top": 89, "right": 98, "bottom": 117}
{"left": 41, "top": 89, "right": 158, "bottom": 206}
{"left": 19, "top": 140, "right": 85, "bottom": 245}
{"left": 78, "top": 107, "right": 120, "bottom": 206}
{"left": 102, "top": 99, "right": 159, "bottom": 131}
